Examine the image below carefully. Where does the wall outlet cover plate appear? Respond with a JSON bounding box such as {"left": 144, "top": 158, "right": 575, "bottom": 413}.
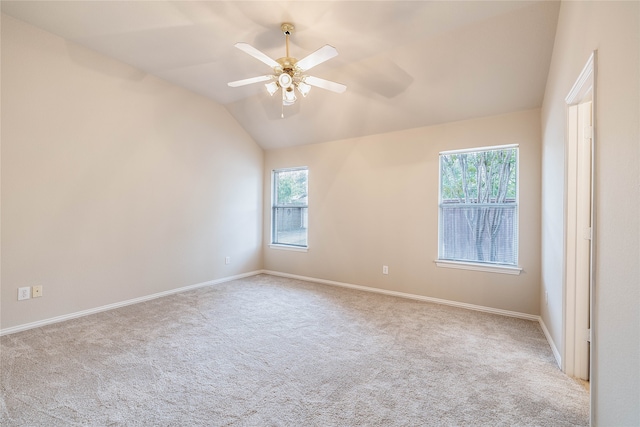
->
{"left": 33, "top": 285, "right": 43, "bottom": 298}
{"left": 18, "top": 287, "right": 31, "bottom": 300}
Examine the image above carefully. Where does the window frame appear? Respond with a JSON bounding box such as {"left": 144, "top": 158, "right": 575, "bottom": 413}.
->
{"left": 435, "top": 144, "right": 522, "bottom": 275}
{"left": 270, "top": 166, "right": 309, "bottom": 251}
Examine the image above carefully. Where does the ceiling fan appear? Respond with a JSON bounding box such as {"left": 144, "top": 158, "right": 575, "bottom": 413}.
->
{"left": 228, "top": 23, "right": 346, "bottom": 116}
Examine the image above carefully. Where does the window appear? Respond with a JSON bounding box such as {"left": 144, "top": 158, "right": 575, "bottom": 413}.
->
{"left": 272, "top": 167, "right": 308, "bottom": 248}
{"left": 438, "top": 145, "right": 518, "bottom": 270}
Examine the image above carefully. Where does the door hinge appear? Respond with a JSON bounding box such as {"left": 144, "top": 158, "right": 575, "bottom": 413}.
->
{"left": 587, "top": 328, "right": 592, "bottom": 343}
{"left": 583, "top": 227, "right": 592, "bottom": 240}
{"left": 584, "top": 126, "right": 593, "bottom": 140}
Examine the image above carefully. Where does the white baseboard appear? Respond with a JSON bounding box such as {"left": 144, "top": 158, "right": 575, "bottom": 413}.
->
{"left": 0, "top": 270, "right": 263, "bottom": 336}
{"left": 263, "top": 271, "right": 568, "bottom": 362}
{"left": 538, "top": 317, "right": 562, "bottom": 368}
{"left": 262, "top": 270, "right": 540, "bottom": 322}
{"left": 3, "top": 268, "right": 560, "bottom": 368}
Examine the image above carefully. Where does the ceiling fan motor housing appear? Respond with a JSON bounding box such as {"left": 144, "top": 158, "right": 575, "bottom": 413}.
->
{"left": 276, "top": 57, "right": 297, "bottom": 74}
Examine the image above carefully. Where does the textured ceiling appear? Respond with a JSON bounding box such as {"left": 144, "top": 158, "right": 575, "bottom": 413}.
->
{"left": 1, "top": 1, "right": 560, "bottom": 150}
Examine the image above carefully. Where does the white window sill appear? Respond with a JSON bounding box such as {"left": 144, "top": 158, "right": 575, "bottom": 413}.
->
{"left": 269, "top": 244, "right": 308, "bottom": 253}
{"left": 435, "top": 260, "right": 522, "bottom": 275}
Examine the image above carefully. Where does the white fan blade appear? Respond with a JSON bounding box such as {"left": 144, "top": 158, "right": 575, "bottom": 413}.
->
{"left": 295, "top": 45, "right": 338, "bottom": 72}
{"left": 228, "top": 75, "right": 274, "bottom": 87}
{"left": 234, "top": 42, "right": 280, "bottom": 69}
{"left": 304, "top": 75, "right": 346, "bottom": 93}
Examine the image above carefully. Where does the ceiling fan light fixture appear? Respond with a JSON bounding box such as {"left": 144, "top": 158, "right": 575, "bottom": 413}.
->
{"left": 278, "top": 73, "right": 293, "bottom": 89}
{"left": 297, "top": 81, "right": 311, "bottom": 97}
{"left": 265, "top": 81, "right": 279, "bottom": 96}
{"left": 283, "top": 86, "right": 297, "bottom": 105}
{"left": 228, "top": 22, "right": 346, "bottom": 115}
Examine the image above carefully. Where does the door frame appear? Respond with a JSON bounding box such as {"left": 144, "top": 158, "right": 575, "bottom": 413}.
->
{"left": 563, "top": 50, "right": 596, "bottom": 387}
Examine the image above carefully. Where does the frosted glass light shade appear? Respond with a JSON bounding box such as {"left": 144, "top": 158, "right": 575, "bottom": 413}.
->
{"left": 297, "top": 81, "right": 311, "bottom": 97}
{"left": 278, "top": 73, "right": 293, "bottom": 88}
{"left": 283, "top": 87, "right": 297, "bottom": 105}
{"left": 265, "top": 82, "right": 279, "bottom": 96}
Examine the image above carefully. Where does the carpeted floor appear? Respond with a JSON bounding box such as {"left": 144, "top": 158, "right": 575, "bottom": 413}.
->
{"left": 1, "top": 274, "right": 589, "bottom": 426}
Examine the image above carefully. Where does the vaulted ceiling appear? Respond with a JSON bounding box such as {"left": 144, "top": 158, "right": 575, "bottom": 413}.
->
{"left": 1, "top": 1, "right": 560, "bottom": 150}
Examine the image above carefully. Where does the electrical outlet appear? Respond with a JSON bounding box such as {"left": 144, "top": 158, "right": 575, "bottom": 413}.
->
{"left": 18, "top": 287, "right": 31, "bottom": 301}
{"left": 32, "top": 285, "right": 43, "bottom": 298}
{"left": 382, "top": 265, "right": 389, "bottom": 275}
{"left": 225, "top": 256, "right": 231, "bottom": 265}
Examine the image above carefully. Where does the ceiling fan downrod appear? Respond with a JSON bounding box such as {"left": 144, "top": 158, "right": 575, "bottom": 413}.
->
{"left": 281, "top": 23, "right": 294, "bottom": 59}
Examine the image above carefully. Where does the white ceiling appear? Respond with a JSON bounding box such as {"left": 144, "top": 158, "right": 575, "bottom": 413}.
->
{"left": 1, "top": 1, "right": 560, "bottom": 150}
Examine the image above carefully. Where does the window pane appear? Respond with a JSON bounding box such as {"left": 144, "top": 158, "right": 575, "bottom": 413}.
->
{"left": 440, "top": 148, "right": 517, "bottom": 203}
{"left": 275, "top": 169, "right": 308, "bottom": 206}
{"left": 273, "top": 168, "right": 308, "bottom": 247}
{"left": 439, "top": 146, "right": 518, "bottom": 266}
{"left": 439, "top": 204, "right": 517, "bottom": 265}
{"left": 273, "top": 207, "right": 308, "bottom": 246}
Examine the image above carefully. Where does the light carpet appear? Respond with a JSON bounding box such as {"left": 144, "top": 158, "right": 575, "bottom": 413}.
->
{"left": 1, "top": 274, "right": 589, "bottom": 426}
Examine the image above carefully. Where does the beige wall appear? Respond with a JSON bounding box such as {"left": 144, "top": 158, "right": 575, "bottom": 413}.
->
{"left": 1, "top": 15, "right": 264, "bottom": 330}
{"left": 541, "top": 1, "right": 639, "bottom": 424}
{"left": 264, "top": 109, "right": 541, "bottom": 315}
{"left": 4, "top": 3, "right": 638, "bottom": 422}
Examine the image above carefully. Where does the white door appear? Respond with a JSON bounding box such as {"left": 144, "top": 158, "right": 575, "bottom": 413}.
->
{"left": 565, "top": 101, "right": 592, "bottom": 380}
